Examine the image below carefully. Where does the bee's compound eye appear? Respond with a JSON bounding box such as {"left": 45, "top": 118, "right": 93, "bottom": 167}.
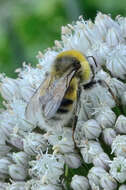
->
{"left": 73, "top": 59, "right": 81, "bottom": 69}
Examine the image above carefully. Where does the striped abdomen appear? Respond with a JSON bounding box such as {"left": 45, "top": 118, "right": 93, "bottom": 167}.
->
{"left": 57, "top": 77, "right": 78, "bottom": 115}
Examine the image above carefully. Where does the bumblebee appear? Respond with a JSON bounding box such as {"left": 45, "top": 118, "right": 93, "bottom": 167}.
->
{"left": 25, "top": 50, "right": 92, "bottom": 129}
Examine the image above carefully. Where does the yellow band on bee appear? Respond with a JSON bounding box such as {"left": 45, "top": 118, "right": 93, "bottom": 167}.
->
{"left": 64, "top": 77, "right": 78, "bottom": 101}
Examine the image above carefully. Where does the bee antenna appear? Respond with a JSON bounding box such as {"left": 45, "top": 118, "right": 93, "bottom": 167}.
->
{"left": 87, "top": 56, "right": 97, "bottom": 67}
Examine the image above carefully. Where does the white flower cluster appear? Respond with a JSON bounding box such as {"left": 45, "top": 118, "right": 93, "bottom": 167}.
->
{"left": 0, "top": 12, "right": 126, "bottom": 190}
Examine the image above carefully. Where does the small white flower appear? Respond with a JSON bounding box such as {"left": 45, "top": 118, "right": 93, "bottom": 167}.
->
{"left": 23, "top": 132, "right": 48, "bottom": 156}
{"left": 62, "top": 21, "right": 91, "bottom": 54}
{"left": 80, "top": 140, "right": 103, "bottom": 163}
{"left": 37, "top": 50, "right": 57, "bottom": 72}
{"left": 109, "top": 156, "right": 126, "bottom": 183}
{"left": 108, "top": 78, "right": 126, "bottom": 98}
{"left": 64, "top": 153, "right": 81, "bottom": 169}
{"left": 95, "top": 12, "right": 120, "bottom": 40}
{"left": 0, "top": 110, "right": 16, "bottom": 137}
{"left": 0, "top": 77, "right": 20, "bottom": 101}
{"left": 12, "top": 152, "right": 30, "bottom": 167}
{"left": 71, "top": 175, "right": 89, "bottom": 190}
{"left": 106, "top": 45, "right": 126, "bottom": 79}
{"left": 106, "top": 27, "right": 123, "bottom": 47}
{"left": 79, "top": 95, "right": 94, "bottom": 121}
{"left": 29, "top": 154, "right": 64, "bottom": 185}
{"left": 100, "top": 173, "right": 117, "bottom": 190}
{"left": 26, "top": 179, "right": 62, "bottom": 190}
{"left": 119, "top": 17, "right": 126, "bottom": 38}
{"left": 94, "top": 106, "right": 116, "bottom": 129}
{"left": 93, "top": 152, "right": 110, "bottom": 170}
{"left": 82, "top": 84, "right": 116, "bottom": 109}
{"left": 79, "top": 119, "right": 101, "bottom": 140}
{"left": 112, "top": 135, "right": 126, "bottom": 157}
{"left": 115, "top": 115, "right": 126, "bottom": 134}
{"left": 0, "top": 157, "right": 12, "bottom": 179}
{"left": 103, "top": 128, "right": 116, "bottom": 146}
{"left": 47, "top": 128, "right": 74, "bottom": 154}
{"left": 88, "top": 166, "right": 107, "bottom": 188}
{"left": 9, "top": 164, "right": 28, "bottom": 181}
{"left": 8, "top": 134, "right": 24, "bottom": 150}
{"left": 0, "top": 144, "right": 11, "bottom": 157}
{"left": 95, "top": 70, "right": 126, "bottom": 99}
{"left": 10, "top": 99, "right": 34, "bottom": 133}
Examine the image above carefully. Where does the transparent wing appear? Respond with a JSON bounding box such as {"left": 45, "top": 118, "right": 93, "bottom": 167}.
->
{"left": 25, "top": 69, "right": 75, "bottom": 120}
{"left": 25, "top": 74, "right": 52, "bottom": 120}
{"left": 39, "top": 69, "right": 76, "bottom": 119}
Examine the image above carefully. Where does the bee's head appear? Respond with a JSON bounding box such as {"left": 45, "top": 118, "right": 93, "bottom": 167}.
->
{"left": 53, "top": 50, "right": 91, "bottom": 82}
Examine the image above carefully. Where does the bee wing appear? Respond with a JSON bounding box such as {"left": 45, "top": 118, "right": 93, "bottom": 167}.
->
{"left": 25, "top": 74, "right": 52, "bottom": 120}
{"left": 39, "top": 69, "right": 76, "bottom": 119}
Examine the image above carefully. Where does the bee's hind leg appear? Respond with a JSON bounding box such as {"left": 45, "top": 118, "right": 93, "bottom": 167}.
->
{"left": 72, "top": 87, "right": 81, "bottom": 149}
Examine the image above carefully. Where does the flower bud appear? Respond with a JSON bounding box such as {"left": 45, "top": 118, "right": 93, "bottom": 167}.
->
{"left": 64, "top": 153, "right": 81, "bottom": 169}
{"left": 106, "top": 28, "right": 121, "bottom": 47}
{"left": 95, "top": 12, "right": 119, "bottom": 38}
{"left": 9, "top": 135, "right": 23, "bottom": 150}
{"left": 28, "top": 179, "right": 62, "bottom": 190}
{"left": 119, "top": 185, "right": 126, "bottom": 190}
{"left": 119, "top": 17, "right": 126, "bottom": 37}
{"left": 9, "top": 164, "right": 28, "bottom": 181}
{"left": 80, "top": 140, "right": 103, "bottom": 164}
{"left": 95, "top": 106, "right": 116, "bottom": 129}
{"left": 47, "top": 128, "right": 74, "bottom": 154}
{"left": 100, "top": 174, "right": 117, "bottom": 190}
{"left": 0, "top": 131, "right": 7, "bottom": 144}
{"left": 23, "top": 132, "right": 48, "bottom": 156}
{"left": 0, "top": 157, "right": 11, "bottom": 176}
{"left": 0, "top": 144, "right": 11, "bottom": 157}
{"left": 110, "top": 156, "right": 126, "bottom": 183}
{"left": 83, "top": 85, "right": 115, "bottom": 109}
{"left": 12, "top": 152, "right": 30, "bottom": 167}
{"left": 103, "top": 128, "right": 116, "bottom": 146}
{"left": 0, "top": 77, "right": 20, "bottom": 101}
{"left": 115, "top": 115, "right": 126, "bottom": 134}
{"left": 80, "top": 120, "right": 101, "bottom": 139}
{"left": 106, "top": 45, "right": 126, "bottom": 79}
{"left": 112, "top": 135, "right": 126, "bottom": 157}
{"left": 110, "top": 78, "right": 126, "bottom": 98}
{"left": 88, "top": 166, "right": 107, "bottom": 187}
{"left": 93, "top": 152, "right": 110, "bottom": 170}
{"left": 71, "top": 175, "right": 89, "bottom": 190}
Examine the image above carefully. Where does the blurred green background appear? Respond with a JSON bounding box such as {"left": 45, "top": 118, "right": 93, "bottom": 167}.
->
{"left": 0, "top": 0, "right": 126, "bottom": 78}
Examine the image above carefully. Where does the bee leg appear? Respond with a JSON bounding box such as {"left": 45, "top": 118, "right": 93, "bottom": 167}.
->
{"left": 72, "top": 87, "right": 81, "bottom": 149}
{"left": 83, "top": 80, "right": 97, "bottom": 89}
{"left": 72, "top": 115, "right": 78, "bottom": 149}
{"left": 87, "top": 56, "right": 98, "bottom": 81}
{"left": 96, "top": 79, "right": 120, "bottom": 106}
